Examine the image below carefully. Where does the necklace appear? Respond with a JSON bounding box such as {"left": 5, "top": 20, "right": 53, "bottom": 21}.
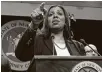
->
{"left": 53, "top": 40, "right": 67, "bottom": 50}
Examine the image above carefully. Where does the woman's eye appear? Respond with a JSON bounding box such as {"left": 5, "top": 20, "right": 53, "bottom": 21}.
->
{"left": 48, "top": 13, "right": 53, "bottom": 16}
{"left": 58, "top": 12, "right": 63, "bottom": 15}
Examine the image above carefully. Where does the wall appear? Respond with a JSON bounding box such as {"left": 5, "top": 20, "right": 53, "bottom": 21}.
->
{"left": 1, "top": 2, "right": 102, "bottom": 20}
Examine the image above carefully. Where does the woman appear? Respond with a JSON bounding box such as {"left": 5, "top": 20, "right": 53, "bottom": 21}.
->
{"left": 15, "top": 3, "right": 85, "bottom": 61}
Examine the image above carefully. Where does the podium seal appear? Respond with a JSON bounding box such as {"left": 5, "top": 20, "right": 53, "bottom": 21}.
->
{"left": 72, "top": 61, "right": 102, "bottom": 72}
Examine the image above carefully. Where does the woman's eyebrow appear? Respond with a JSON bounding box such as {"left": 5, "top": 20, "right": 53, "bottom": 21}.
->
{"left": 57, "top": 10, "right": 62, "bottom": 12}
{"left": 49, "top": 11, "right": 53, "bottom": 14}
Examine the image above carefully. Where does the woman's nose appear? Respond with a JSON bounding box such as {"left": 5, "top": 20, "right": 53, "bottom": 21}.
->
{"left": 53, "top": 14, "right": 58, "bottom": 18}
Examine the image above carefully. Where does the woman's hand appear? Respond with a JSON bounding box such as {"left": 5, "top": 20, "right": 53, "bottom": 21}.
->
{"left": 30, "top": 2, "right": 46, "bottom": 29}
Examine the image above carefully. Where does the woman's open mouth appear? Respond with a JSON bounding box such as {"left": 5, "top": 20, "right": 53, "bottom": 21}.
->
{"left": 52, "top": 20, "right": 60, "bottom": 24}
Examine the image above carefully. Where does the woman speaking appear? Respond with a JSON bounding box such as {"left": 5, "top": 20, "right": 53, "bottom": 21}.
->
{"left": 15, "top": 2, "right": 86, "bottom": 61}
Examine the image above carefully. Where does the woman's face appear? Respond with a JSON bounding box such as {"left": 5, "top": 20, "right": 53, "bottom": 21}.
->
{"left": 48, "top": 6, "right": 65, "bottom": 30}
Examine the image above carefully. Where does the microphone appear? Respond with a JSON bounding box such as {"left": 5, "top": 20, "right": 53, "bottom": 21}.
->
{"left": 80, "top": 39, "right": 101, "bottom": 56}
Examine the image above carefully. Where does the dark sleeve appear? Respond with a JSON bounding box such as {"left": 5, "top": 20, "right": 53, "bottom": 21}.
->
{"left": 15, "top": 26, "right": 36, "bottom": 61}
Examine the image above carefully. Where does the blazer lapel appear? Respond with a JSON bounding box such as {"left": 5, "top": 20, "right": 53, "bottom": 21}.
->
{"left": 44, "top": 37, "right": 57, "bottom": 55}
{"left": 66, "top": 40, "right": 80, "bottom": 56}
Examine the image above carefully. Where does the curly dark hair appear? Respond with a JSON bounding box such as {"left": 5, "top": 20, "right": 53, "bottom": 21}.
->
{"left": 41, "top": 5, "right": 72, "bottom": 40}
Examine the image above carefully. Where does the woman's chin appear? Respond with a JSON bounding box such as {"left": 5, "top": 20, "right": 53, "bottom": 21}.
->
{"left": 52, "top": 25, "right": 61, "bottom": 29}
{"left": 51, "top": 26, "right": 61, "bottom": 30}
{"left": 50, "top": 26, "right": 63, "bottom": 33}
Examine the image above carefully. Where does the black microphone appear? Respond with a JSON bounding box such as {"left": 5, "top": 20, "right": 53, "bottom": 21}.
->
{"left": 80, "top": 39, "right": 101, "bottom": 56}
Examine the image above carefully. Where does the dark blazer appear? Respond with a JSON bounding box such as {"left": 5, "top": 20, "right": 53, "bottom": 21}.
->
{"left": 15, "top": 27, "right": 85, "bottom": 61}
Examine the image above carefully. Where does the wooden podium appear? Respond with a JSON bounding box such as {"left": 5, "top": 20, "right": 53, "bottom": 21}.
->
{"left": 28, "top": 56, "right": 102, "bottom": 72}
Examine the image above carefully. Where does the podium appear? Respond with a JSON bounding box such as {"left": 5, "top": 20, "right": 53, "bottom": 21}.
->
{"left": 28, "top": 56, "right": 102, "bottom": 72}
